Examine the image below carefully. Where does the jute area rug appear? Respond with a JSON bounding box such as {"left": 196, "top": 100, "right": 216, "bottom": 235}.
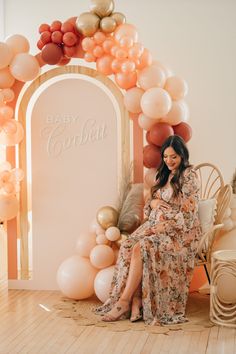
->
{"left": 53, "top": 292, "right": 214, "bottom": 334}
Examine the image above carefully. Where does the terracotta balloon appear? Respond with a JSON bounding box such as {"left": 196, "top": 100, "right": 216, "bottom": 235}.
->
{"left": 57, "top": 255, "right": 98, "bottom": 300}
{"left": 100, "top": 17, "right": 117, "bottom": 33}
{"left": 0, "top": 194, "right": 19, "bottom": 221}
{"left": 114, "top": 24, "right": 138, "bottom": 43}
{"left": 90, "top": 245, "right": 115, "bottom": 269}
{"left": 143, "top": 144, "right": 161, "bottom": 169}
{"left": 149, "top": 122, "right": 174, "bottom": 147}
{"left": 0, "top": 67, "right": 15, "bottom": 89}
{"left": 111, "top": 12, "right": 126, "bottom": 26}
{"left": 0, "top": 42, "right": 13, "bottom": 69}
{"left": 41, "top": 43, "right": 63, "bottom": 65}
{"left": 173, "top": 122, "right": 192, "bottom": 142}
{"left": 10, "top": 53, "right": 40, "bottom": 82}
{"left": 123, "top": 87, "right": 144, "bottom": 114}
{"left": 76, "top": 12, "right": 100, "bottom": 37}
{"left": 5, "top": 34, "right": 30, "bottom": 55}
{"left": 115, "top": 71, "right": 137, "bottom": 90}
{"left": 75, "top": 231, "right": 97, "bottom": 257}
{"left": 94, "top": 265, "right": 115, "bottom": 303}
{"left": 141, "top": 87, "right": 172, "bottom": 119}
{"left": 138, "top": 64, "right": 166, "bottom": 90}
{"left": 161, "top": 100, "right": 189, "bottom": 126}
{"left": 96, "top": 55, "right": 113, "bottom": 75}
{"left": 105, "top": 226, "right": 121, "bottom": 241}
{"left": 138, "top": 113, "right": 157, "bottom": 131}
{"left": 146, "top": 131, "right": 152, "bottom": 144}
{"left": 97, "top": 206, "right": 118, "bottom": 229}
{"left": 89, "top": 0, "right": 114, "bottom": 17}
{"left": 164, "top": 76, "right": 188, "bottom": 100}
{"left": 0, "top": 120, "right": 24, "bottom": 146}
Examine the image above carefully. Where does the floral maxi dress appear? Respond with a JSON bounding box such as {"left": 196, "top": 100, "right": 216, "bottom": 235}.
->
{"left": 95, "top": 168, "right": 202, "bottom": 325}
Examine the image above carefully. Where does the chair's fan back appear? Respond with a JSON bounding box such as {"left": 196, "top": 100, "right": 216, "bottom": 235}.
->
{"left": 194, "top": 163, "right": 224, "bottom": 199}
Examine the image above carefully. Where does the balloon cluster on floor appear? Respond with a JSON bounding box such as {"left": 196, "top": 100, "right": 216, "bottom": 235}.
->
{"left": 57, "top": 205, "right": 127, "bottom": 302}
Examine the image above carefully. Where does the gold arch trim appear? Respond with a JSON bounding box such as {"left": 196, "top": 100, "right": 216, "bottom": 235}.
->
{"left": 18, "top": 65, "right": 130, "bottom": 279}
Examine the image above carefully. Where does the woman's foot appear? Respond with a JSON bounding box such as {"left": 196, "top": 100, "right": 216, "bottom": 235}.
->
{"left": 102, "top": 299, "right": 130, "bottom": 322}
{"left": 130, "top": 297, "right": 143, "bottom": 322}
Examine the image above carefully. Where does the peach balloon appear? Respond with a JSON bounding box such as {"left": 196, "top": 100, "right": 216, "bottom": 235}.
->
{"left": 76, "top": 231, "right": 97, "bottom": 258}
{"left": 90, "top": 245, "right": 115, "bottom": 269}
{"left": 94, "top": 31, "right": 106, "bottom": 45}
{"left": 84, "top": 52, "right": 96, "bottom": 62}
{"left": 141, "top": 87, "right": 172, "bottom": 119}
{"left": 94, "top": 266, "right": 115, "bottom": 303}
{"left": 57, "top": 255, "right": 98, "bottom": 300}
{"left": 123, "top": 87, "right": 144, "bottom": 114}
{"left": 114, "top": 24, "right": 138, "bottom": 43}
{"left": 96, "top": 55, "right": 113, "bottom": 75}
{"left": 111, "top": 58, "right": 124, "bottom": 73}
{"left": 10, "top": 53, "right": 40, "bottom": 82}
{"left": 144, "top": 168, "right": 157, "bottom": 187}
{"left": 89, "top": 218, "right": 100, "bottom": 233}
{"left": 0, "top": 42, "right": 13, "bottom": 69}
{"left": 115, "top": 71, "right": 137, "bottom": 90}
{"left": 82, "top": 37, "right": 96, "bottom": 52}
{"left": 135, "top": 48, "right": 152, "bottom": 70}
{"left": 0, "top": 120, "right": 24, "bottom": 145}
{"left": 2, "top": 119, "right": 17, "bottom": 135}
{"left": 121, "top": 60, "right": 135, "bottom": 74}
{"left": 93, "top": 45, "right": 104, "bottom": 58}
{"left": 128, "top": 43, "right": 144, "bottom": 60}
{"left": 138, "top": 65, "right": 166, "bottom": 90}
{"left": 105, "top": 226, "right": 121, "bottom": 241}
{"left": 119, "top": 36, "right": 134, "bottom": 50}
{"left": 138, "top": 113, "right": 158, "bottom": 131}
{"left": 5, "top": 34, "right": 30, "bottom": 55}
{"left": 164, "top": 76, "right": 188, "bottom": 100}
{"left": 96, "top": 234, "right": 109, "bottom": 245}
{"left": 0, "top": 67, "right": 15, "bottom": 89}
{"left": 2, "top": 88, "right": 15, "bottom": 102}
{"left": 102, "top": 38, "right": 114, "bottom": 54}
{"left": 0, "top": 105, "right": 14, "bottom": 119}
{"left": 0, "top": 194, "right": 19, "bottom": 221}
{"left": 160, "top": 100, "right": 189, "bottom": 126}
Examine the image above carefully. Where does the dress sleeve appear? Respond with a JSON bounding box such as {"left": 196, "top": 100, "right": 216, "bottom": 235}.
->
{"left": 143, "top": 196, "right": 152, "bottom": 218}
{"left": 163, "top": 168, "right": 200, "bottom": 233}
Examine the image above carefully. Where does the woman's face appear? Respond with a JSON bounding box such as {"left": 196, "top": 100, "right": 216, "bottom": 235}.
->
{"left": 163, "top": 146, "right": 181, "bottom": 173}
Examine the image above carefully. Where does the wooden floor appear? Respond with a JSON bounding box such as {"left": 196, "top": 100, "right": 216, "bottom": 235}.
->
{"left": 0, "top": 288, "right": 236, "bottom": 354}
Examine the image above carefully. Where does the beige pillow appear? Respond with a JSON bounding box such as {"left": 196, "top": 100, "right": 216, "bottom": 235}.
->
{"left": 198, "top": 198, "right": 217, "bottom": 233}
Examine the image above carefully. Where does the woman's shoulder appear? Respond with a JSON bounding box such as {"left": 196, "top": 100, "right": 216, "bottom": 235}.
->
{"left": 182, "top": 166, "right": 198, "bottom": 181}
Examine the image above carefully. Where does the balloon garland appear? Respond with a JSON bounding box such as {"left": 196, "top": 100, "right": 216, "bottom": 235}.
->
{"left": 0, "top": 0, "right": 193, "bottom": 297}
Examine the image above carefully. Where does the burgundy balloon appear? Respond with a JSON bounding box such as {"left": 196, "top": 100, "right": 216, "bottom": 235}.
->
{"left": 173, "top": 122, "right": 192, "bottom": 142}
{"left": 41, "top": 43, "right": 63, "bottom": 65}
{"left": 143, "top": 144, "right": 161, "bottom": 169}
{"left": 149, "top": 122, "right": 174, "bottom": 147}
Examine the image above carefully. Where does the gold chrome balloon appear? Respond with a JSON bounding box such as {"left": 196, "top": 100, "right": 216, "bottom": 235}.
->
{"left": 96, "top": 206, "right": 118, "bottom": 230}
{"left": 89, "top": 0, "right": 114, "bottom": 18}
{"left": 110, "top": 12, "right": 126, "bottom": 26}
{"left": 100, "top": 16, "right": 116, "bottom": 33}
{"left": 76, "top": 12, "right": 100, "bottom": 37}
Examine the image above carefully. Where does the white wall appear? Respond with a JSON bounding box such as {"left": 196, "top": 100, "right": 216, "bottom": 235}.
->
{"left": 4, "top": 0, "right": 236, "bottom": 183}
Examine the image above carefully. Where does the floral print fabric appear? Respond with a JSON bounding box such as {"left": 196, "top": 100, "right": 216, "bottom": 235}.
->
{"left": 95, "top": 168, "right": 202, "bottom": 325}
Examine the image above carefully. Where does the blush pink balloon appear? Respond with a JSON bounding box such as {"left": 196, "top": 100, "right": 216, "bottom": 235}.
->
{"left": 141, "top": 87, "right": 172, "bottom": 119}
{"left": 57, "top": 255, "right": 98, "bottom": 300}
{"left": 0, "top": 67, "right": 15, "bottom": 89}
{"left": 135, "top": 48, "right": 152, "bottom": 70}
{"left": 0, "top": 42, "right": 13, "bottom": 69}
{"left": 114, "top": 24, "right": 138, "bottom": 43}
{"left": 0, "top": 105, "right": 14, "bottom": 119}
{"left": 5, "top": 34, "right": 30, "bottom": 55}
{"left": 121, "top": 60, "right": 135, "bottom": 74}
{"left": 115, "top": 71, "right": 137, "bottom": 90}
{"left": 138, "top": 113, "right": 157, "bottom": 131}
{"left": 96, "top": 234, "right": 109, "bottom": 245}
{"left": 128, "top": 43, "right": 144, "bottom": 60}
{"left": 138, "top": 64, "right": 166, "bottom": 90}
{"left": 90, "top": 245, "right": 115, "bottom": 269}
{"left": 105, "top": 226, "right": 121, "bottom": 241}
{"left": 0, "top": 194, "right": 19, "bottom": 220}
{"left": 152, "top": 60, "right": 172, "bottom": 78}
{"left": 76, "top": 231, "right": 97, "bottom": 258}
{"left": 102, "top": 38, "right": 115, "bottom": 54}
{"left": 2, "top": 119, "right": 17, "bottom": 135}
{"left": 2, "top": 88, "right": 15, "bottom": 102}
{"left": 10, "top": 53, "right": 40, "bottom": 82}
{"left": 161, "top": 100, "right": 189, "bottom": 126}
{"left": 0, "top": 120, "right": 24, "bottom": 146}
{"left": 164, "top": 76, "right": 188, "bottom": 100}
{"left": 96, "top": 55, "right": 113, "bottom": 75}
{"left": 119, "top": 36, "right": 134, "bottom": 49}
{"left": 115, "top": 48, "right": 127, "bottom": 60}
{"left": 94, "top": 266, "right": 115, "bottom": 303}
{"left": 123, "top": 87, "right": 144, "bottom": 114}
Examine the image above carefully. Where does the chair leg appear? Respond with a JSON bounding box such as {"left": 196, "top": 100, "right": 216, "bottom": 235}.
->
{"left": 204, "top": 264, "right": 211, "bottom": 284}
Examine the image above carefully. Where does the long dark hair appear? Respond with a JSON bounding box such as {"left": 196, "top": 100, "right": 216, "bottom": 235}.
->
{"left": 151, "top": 135, "right": 191, "bottom": 198}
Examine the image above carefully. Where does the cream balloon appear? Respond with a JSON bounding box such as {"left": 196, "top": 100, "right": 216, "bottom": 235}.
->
{"left": 89, "top": 0, "right": 114, "bottom": 17}
{"left": 0, "top": 67, "right": 15, "bottom": 89}
{"left": 137, "top": 65, "right": 166, "bottom": 90}
{"left": 152, "top": 60, "right": 172, "bottom": 78}
{"left": 141, "top": 87, "right": 172, "bottom": 119}
{"left": 57, "top": 255, "right": 98, "bottom": 300}
{"left": 123, "top": 87, "right": 144, "bottom": 114}
{"left": 10, "top": 53, "right": 40, "bottom": 82}
{"left": 76, "top": 12, "right": 100, "bottom": 37}
{"left": 111, "top": 12, "right": 126, "bottom": 26}
{"left": 164, "top": 76, "right": 188, "bottom": 101}
{"left": 96, "top": 234, "right": 109, "bottom": 245}
{"left": 0, "top": 194, "right": 19, "bottom": 221}
{"left": 100, "top": 17, "right": 117, "bottom": 33}
{"left": 94, "top": 265, "right": 115, "bottom": 303}
{"left": 76, "top": 231, "right": 97, "bottom": 257}
{"left": 5, "top": 34, "right": 30, "bottom": 55}
{"left": 114, "top": 24, "right": 138, "bottom": 43}
{"left": 0, "top": 120, "right": 24, "bottom": 146}
{"left": 138, "top": 113, "right": 158, "bottom": 131}
{"left": 0, "top": 42, "right": 13, "bottom": 69}
{"left": 160, "top": 100, "right": 189, "bottom": 126}
{"left": 90, "top": 245, "right": 115, "bottom": 269}
{"left": 105, "top": 226, "right": 121, "bottom": 241}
